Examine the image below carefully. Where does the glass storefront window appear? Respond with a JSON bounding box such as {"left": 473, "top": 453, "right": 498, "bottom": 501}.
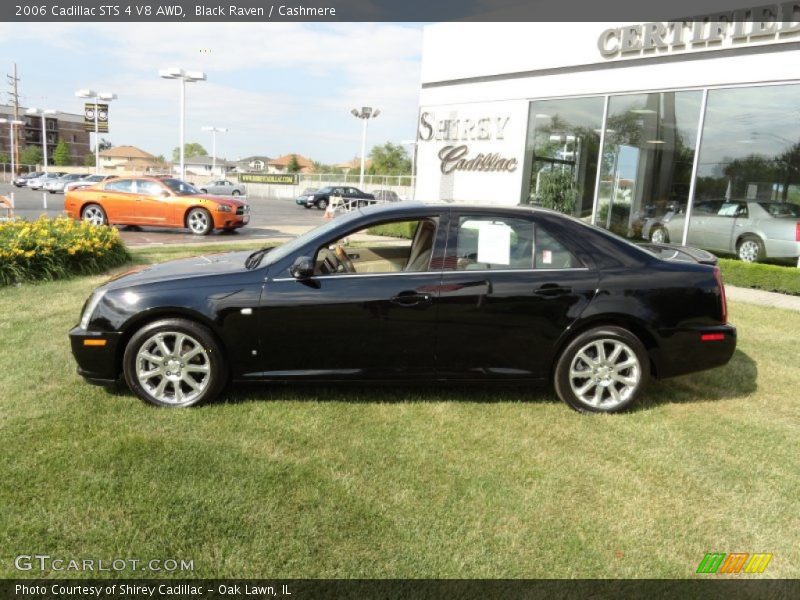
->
{"left": 525, "top": 97, "right": 605, "bottom": 218}
{"left": 596, "top": 91, "right": 702, "bottom": 239}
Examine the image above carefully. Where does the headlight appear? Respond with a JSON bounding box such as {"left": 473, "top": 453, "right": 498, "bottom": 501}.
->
{"left": 79, "top": 290, "right": 106, "bottom": 330}
{"left": 216, "top": 204, "right": 232, "bottom": 212}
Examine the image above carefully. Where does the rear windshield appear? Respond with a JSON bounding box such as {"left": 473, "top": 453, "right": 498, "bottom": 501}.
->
{"left": 759, "top": 202, "right": 800, "bottom": 218}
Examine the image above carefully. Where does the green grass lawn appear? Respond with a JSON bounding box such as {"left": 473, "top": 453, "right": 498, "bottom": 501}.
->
{"left": 1, "top": 244, "right": 798, "bottom": 579}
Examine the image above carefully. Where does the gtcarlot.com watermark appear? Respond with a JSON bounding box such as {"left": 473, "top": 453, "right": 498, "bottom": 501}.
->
{"left": 14, "top": 554, "right": 194, "bottom": 573}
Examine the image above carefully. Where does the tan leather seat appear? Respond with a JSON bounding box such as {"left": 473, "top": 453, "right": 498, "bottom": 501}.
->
{"left": 404, "top": 220, "right": 436, "bottom": 271}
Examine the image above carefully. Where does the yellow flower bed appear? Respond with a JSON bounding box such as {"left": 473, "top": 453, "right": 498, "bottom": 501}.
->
{"left": 0, "top": 216, "right": 130, "bottom": 285}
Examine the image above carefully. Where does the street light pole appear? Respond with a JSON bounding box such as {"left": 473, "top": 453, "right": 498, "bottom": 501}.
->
{"left": 351, "top": 106, "right": 380, "bottom": 188}
{"left": 0, "top": 118, "right": 24, "bottom": 181}
{"left": 26, "top": 108, "right": 56, "bottom": 174}
{"left": 202, "top": 126, "right": 228, "bottom": 176}
{"left": 75, "top": 90, "right": 117, "bottom": 174}
{"left": 160, "top": 68, "right": 207, "bottom": 180}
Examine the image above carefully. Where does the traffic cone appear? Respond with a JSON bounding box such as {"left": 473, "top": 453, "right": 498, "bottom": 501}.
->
{"left": 324, "top": 202, "right": 335, "bottom": 220}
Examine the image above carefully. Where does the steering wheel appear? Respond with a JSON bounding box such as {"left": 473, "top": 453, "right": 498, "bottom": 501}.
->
{"left": 334, "top": 244, "right": 356, "bottom": 273}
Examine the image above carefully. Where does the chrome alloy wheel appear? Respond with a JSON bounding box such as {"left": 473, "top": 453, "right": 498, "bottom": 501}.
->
{"left": 188, "top": 210, "right": 209, "bottom": 233}
{"left": 738, "top": 240, "right": 760, "bottom": 262}
{"left": 568, "top": 339, "right": 641, "bottom": 409}
{"left": 650, "top": 227, "right": 667, "bottom": 244}
{"left": 83, "top": 206, "right": 105, "bottom": 226}
{"left": 135, "top": 331, "right": 210, "bottom": 405}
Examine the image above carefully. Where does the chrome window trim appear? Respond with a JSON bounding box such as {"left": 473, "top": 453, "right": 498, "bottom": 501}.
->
{"left": 270, "top": 267, "right": 588, "bottom": 283}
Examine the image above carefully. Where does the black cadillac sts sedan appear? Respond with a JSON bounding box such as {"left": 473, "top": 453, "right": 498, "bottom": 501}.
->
{"left": 70, "top": 203, "right": 736, "bottom": 413}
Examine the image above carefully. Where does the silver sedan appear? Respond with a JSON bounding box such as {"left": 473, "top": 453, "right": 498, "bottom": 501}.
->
{"left": 197, "top": 179, "right": 245, "bottom": 196}
{"left": 643, "top": 200, "right": 800, "bottom": 262}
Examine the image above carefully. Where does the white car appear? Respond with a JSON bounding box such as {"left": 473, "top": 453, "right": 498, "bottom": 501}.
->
{"left": 197, "top": 179, "right": 246, "bottom": 196}
{"left": 27, "top": 172, "right": 65, "bottom": 190}
{"left": 44, "top": 174, "right": 87, "bottom": 194}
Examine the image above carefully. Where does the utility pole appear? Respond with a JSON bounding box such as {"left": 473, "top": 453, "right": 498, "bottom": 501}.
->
{"left": 6, "top": 63, "right": 21, "bottom": 173}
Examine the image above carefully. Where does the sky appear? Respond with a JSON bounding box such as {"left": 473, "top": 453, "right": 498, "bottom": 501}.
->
{"left": 0, "top": 22, "right": 424, "bottom": 164}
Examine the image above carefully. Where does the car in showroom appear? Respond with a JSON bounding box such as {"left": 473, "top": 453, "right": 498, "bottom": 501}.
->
{"left": 70, "top": 203, "right": 735, "bottom": 413}
{"left": 643, "top": 199, "right": 800, "bottom": 262}
{"left": 296, "top": 185, "right": 375, "bottom": 210}
{"left": 64, "top": 173, "right": 117, "bottom": 193}
{"left": 13, "top": 171, "right": 43, "bottom": 187}
{"left": 65, "top": 176, "right": 249, "bottom": 235}
{"left": 44, "top": 173, "right": 87, "bottom": 194}
{"left": 197, "top": 179, "right": 246, "bottom": 196}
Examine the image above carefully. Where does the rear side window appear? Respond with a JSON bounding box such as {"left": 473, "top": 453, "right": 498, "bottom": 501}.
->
{"left": 105, "top": 179, "right": 134, "bottom": 193}
{"left": 452, "top": 216, "right": 582, "bottom": 270}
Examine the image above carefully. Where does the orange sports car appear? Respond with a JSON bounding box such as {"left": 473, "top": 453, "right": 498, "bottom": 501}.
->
{"left": 64, "top": 176, "right": 250, "bottom": 235}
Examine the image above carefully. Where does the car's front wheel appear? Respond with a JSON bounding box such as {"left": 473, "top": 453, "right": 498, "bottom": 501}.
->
{"left": 737, "top": 235, "right": 765, "bottom": 263}
{"left": 187, "top": 207, "right": 213, "bottom": 235}
{"left": 231, "top": 190, "right": 241, "bottom": 196}
{"left": 650, "top": 226, "right": 669, "bottom": 244}
{"left": 123, "top": 318, "right": 227, "bottom": 408}
{"left": 554, "top": 326, "right": 649, "bottom": 414}
{"left": 317, "top": 198, "right": 328, "bottom": 210}
{"left": 82, "top": 203, "right": 107, "bottom": 226}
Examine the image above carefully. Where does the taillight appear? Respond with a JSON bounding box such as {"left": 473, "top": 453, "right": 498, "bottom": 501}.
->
{"left": 796, "top": 222, "right": 800, "bottom": 241}
{"left": 713, "top": 266, "right": 727, "bottom": 324}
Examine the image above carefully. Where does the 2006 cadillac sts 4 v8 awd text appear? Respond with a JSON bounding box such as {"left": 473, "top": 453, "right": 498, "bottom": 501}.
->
{"left": 70, "top": 203, "right": 736, "bottom": 413}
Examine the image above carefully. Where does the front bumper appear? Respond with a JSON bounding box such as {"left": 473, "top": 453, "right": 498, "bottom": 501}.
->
{"left": 295, "top": 197, "right": 312, "bottom": 206}
{"left": 652, "top": 323, "right": 737, "bottom": 379}
{"left": 69, "top": 326, "right": 123, "bottom": 385}
{"left": 211, "top": 212, "right": 249, "bottom": 229}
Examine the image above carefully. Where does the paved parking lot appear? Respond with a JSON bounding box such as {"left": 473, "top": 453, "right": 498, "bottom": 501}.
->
{"left": 0, "top": 183, "right": 322, "bottom": 245}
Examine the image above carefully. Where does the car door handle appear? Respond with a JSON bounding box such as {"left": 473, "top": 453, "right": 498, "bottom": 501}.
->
{"left": 390, "top": 291, "right": 432, "bottom": 307}
{"left": 533, "top": 284, "right": 572, "bottom": 298}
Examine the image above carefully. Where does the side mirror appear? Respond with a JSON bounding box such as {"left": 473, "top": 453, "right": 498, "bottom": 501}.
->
{"left": 290, "top": 256, "right": 315, "bottom": 279}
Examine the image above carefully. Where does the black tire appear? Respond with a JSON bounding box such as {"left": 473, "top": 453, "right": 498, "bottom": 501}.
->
{"left": 317, "top": 198, "right": 329, "bottom": 210}
{"left": 123, "top": 318, "right": 227, "bottom": 408}
{"left": 736, "top": 235, "right": 765, "bottom": 263}
{"left": 554, "top": 326, "right": 650, "bottom": 414}
{"left": 303, "top": 204, "right": 312, "bottom": 209}
{"left": 186, "top": 207, "right": 213, "bottom": 235}
{"left": 199, "top": 188, "right": 207, "bottom": 194}
{"left": 649, "top": 226, "right": 669, "bottom": 244}
{"left": 81, "top": 203, "right": 107, "bottom": 226}
{"left": 231, "top": 190, "right": 241, "bottom": 196}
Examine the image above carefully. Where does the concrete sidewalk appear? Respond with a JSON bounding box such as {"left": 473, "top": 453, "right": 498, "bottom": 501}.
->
{"left": 726, "top": 285, "right": 800, "bottom": 312}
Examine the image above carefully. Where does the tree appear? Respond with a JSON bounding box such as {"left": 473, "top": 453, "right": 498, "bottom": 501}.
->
{"left": 172, "top": 142, "right": 207, "bottom": 162}
{"left": 84, "top": 153, "right": 96, "bottom": 167}
{"left": 0, "top": 153, "right": 8, "bottom": 164}
{"left": 53, "top": 139, "right": 71, "bottom": 166}
{"left": 287, "top": 154, "right": 301, "bottom": 173}
{"left": 98, "top": 138, "right": 113, "bottom": 151}
{"left": 311, "top": 160, "right": 338, "bottom": 174}
{"left": 19, "top": 145, "right": 42, "bottom": 166}
{"left": 368, "top": 142, "right": 411, "bottom": 176}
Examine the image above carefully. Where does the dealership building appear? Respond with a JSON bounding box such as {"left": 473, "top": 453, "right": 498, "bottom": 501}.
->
{"left": 416, "top": 14, "right": 800, "bottom": 241}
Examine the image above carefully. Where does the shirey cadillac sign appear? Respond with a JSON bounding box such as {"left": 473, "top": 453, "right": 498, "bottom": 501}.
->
{"left": 418, "top": 111, "right": 519, "bottom": 175}
{"left": 598, "top": 3, "right": 800, "bottom": 58}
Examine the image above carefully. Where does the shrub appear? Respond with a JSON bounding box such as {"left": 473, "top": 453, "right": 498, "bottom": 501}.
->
{"left": 366, "top": 221, "right": 417, "bottom": 239}
{"left": 718, "top": 258, "right": 800, "bottom": 296}
{"left": 0, "top": 216, "right": 130, "bottom": 286}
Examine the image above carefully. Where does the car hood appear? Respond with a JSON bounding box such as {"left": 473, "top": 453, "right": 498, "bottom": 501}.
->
{"left": 194, "top": 194, "right": 247, "bottom": 206}
{"left": 102, "top": 250, "right": 254, "bottom": 290}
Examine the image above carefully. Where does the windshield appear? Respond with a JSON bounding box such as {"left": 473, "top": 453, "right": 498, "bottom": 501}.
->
{"left": 317, "top": 186, "right": 333, "bottom": 194}
{"left": 161, "top": 178, "right": 199, "bottom": 195}
{"left": 759, "top": 202, "right": 800, "bottom": 218}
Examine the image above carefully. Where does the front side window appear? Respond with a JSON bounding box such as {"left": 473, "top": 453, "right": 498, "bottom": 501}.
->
{"left": 313, "top": 218, "right": 438, "bottom": 275}
{"left": 452, "top": 215, "right": 581, "bottom": 270}
{"left": 161, "top": 178, "right": 199, "bottom": 195}
{"left": 105, "top": 179, "right": 134, "bottom": 193}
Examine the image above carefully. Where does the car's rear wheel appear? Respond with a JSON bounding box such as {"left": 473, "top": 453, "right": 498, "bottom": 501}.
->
{"left": 199, "top": 188, "right": 207, "bottom": 193}
{"left": 554, "top": 326, "right": 649, "bottom": 414}
{"left": 123, "top": 318, "right": 227, "bottom": 408}
{"left": 231, "top": 190, "right": 241, "bottom": 196}
{"left": 187, "top": 207, "right": 213, "bottom": 235}
{"left": 82, "top": 203, "right": 107, "bottom": 227}
{"left": 650, "top": 226, "right": 669, "bottom": 244}
{"left": 737, "top": 235, "right": 764, "bottom": 263}
{"left": 317, "top": 198, "right": 328, "bottom": 210}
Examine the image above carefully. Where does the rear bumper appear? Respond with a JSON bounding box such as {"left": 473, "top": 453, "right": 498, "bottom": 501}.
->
{"left": 69, "top": 326, "right": 123, "bottom": 384}
{"left": 652, "top": 324, "right": 737, "bottom": 379}
{"left": 764, "top": 239, "right": 800, "bottom": 259}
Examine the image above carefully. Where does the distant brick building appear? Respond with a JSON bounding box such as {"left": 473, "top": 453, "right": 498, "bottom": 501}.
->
{"left": 0, "top": 104, "right": 90, "bottom": 165}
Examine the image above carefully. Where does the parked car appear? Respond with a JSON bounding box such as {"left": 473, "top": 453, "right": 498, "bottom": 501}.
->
{"left": 296, "top": 185, "right": 375, "bottom": 210}
{"left": 70, "top": 203, "right": 735, "bottom": 412}
{"left": 197, "top": 179, "right": 245, "bottom": 196}
{"left": 643, "top": 200, "right": 800, "bottom": 262}
{"left": 27, "top": 172, "right": 66, "bottom": 190}
{"left": 294, "top": 188, "right": 318, "bottom": 206}
{"left": 64, "top": 176, "right": 249, "bottom": 235}
{"left": 13, "top": 171, "right": 43, "bottom": 187}
{"left": 64, "top": 174, "right": 117, "bottom": 193}
{"left": 45, "top": 173, "right": 88, "bottom": 194}
{"left": 373, "top": 189, "right": 401, "bottom": 203}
